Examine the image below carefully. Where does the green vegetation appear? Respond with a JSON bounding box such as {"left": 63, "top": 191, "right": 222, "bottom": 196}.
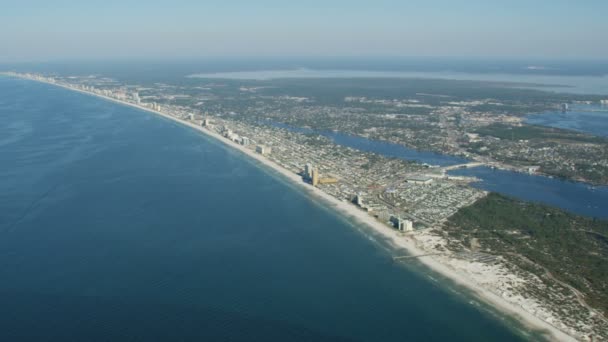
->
{"left": 469, "top": 103, "right": 553, "bottom": 116}
{"left": 257, "top": 78, "right": 604, "bottom": 107}
{"left": 474, "top": 123, "right": 606, "bottom": 144}
{"left": 470, "top": 123, "right": 608, "bottom": 184}
{"left": 446, "top": 193, "right": 608, "bottom": 315}
{"left": 61, "top": 71, "right": 608, "bottom": 185}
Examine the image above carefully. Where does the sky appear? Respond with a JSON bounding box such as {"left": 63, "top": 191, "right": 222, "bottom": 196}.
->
{"left": 1, "top": 0, "right": 607, "bottom": 62}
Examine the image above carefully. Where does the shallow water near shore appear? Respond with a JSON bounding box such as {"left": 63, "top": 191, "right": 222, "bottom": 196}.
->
{"left": 0, "top": 77, "right": 533, "bottom": 340}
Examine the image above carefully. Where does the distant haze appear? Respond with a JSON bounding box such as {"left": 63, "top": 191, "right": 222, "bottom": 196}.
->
{"left": 1, "top": 0, "right": 607, "bottom": 62}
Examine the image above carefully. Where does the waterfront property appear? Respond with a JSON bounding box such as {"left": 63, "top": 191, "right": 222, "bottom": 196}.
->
{"left": 0, "top": 74, "right": 531, "bottom": 342}
{"left": 4, "top": 72, "right": 606, "bottom": 340}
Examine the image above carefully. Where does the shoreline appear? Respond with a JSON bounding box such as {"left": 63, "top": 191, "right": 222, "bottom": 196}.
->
{"left": 5, "top": 74, "right": 577, "bottom": 341}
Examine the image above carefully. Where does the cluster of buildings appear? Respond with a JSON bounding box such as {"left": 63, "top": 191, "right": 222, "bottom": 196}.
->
{"left": 390, "top": 215, "right": 414, "bottom": 232}
{"left": 303, "top": 163, "right": 338, "bottom": 186}
{"left": 467, "top": 134, "right": 608, "bottom": 183}
{"left": 19, "top": 72, "right": 488, "bottom": 234}
{"left": 11, "top": 71, "right": 608, "bottom": 340}
{"left": 203, "top": 115, "right": 483, "bottom": 232}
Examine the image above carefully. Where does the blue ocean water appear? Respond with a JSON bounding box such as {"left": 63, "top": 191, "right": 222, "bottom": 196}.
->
{"left": 0, "top": 77, "right": 526, "bottom": 341}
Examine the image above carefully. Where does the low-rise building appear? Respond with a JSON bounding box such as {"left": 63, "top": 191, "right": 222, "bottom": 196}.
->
{"left": 406, "top": 176, "right": 433, "bottom": 185}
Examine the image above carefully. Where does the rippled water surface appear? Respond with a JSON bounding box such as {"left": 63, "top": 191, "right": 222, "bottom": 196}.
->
{"left": 0, "top": 77, "right": 526, "bottom": 341}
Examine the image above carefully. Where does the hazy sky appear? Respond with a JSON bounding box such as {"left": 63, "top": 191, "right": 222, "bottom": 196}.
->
{"left": 1, "top": 0, "right": 607, "bottom": 62}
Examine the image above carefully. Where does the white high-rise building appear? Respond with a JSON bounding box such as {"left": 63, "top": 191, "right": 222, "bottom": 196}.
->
{"left": 355, "top": 193, "right": 364, "bottom": 207}
{"left": 304, "top": 163, "right": 313, "bottom": 180}
{"left": 133, "top": 92, "right": 141, "bottom": 104}
{"left": 403, "top": 219, "right": 414, "bottom": 232}
{"left": 390, "top": 216, "right": 413, "bottom": 232}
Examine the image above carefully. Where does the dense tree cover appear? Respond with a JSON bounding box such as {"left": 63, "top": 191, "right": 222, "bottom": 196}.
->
{"left": 474, "top": 123, "right": 607, "bottom": 144}
{"left": 446, "top": 193, "right": 608, "bottom": 314}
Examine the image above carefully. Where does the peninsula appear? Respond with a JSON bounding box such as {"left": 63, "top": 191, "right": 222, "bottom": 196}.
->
{"left": 3, "top": 71, "right": 607, "bottom": 341}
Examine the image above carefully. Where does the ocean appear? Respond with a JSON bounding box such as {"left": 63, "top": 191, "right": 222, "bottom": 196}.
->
{"left": 0, "top": 76, "right": 527, "bottom": 340}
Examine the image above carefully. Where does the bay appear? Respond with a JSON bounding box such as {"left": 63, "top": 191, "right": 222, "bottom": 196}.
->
{"left": 526, "top": 104, "right": 608, "bottom": 137}
{"left": 189, "top": 69, "right": 608, "bottom": 95}
{"left": 448, "top": 167, "right": 608, "bottom": 219}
